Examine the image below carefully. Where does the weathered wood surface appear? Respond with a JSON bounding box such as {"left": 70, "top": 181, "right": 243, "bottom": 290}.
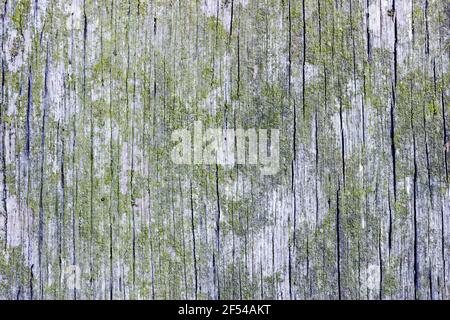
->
{"left": 0, "top": 0, "right": 449, "bottom": 299}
